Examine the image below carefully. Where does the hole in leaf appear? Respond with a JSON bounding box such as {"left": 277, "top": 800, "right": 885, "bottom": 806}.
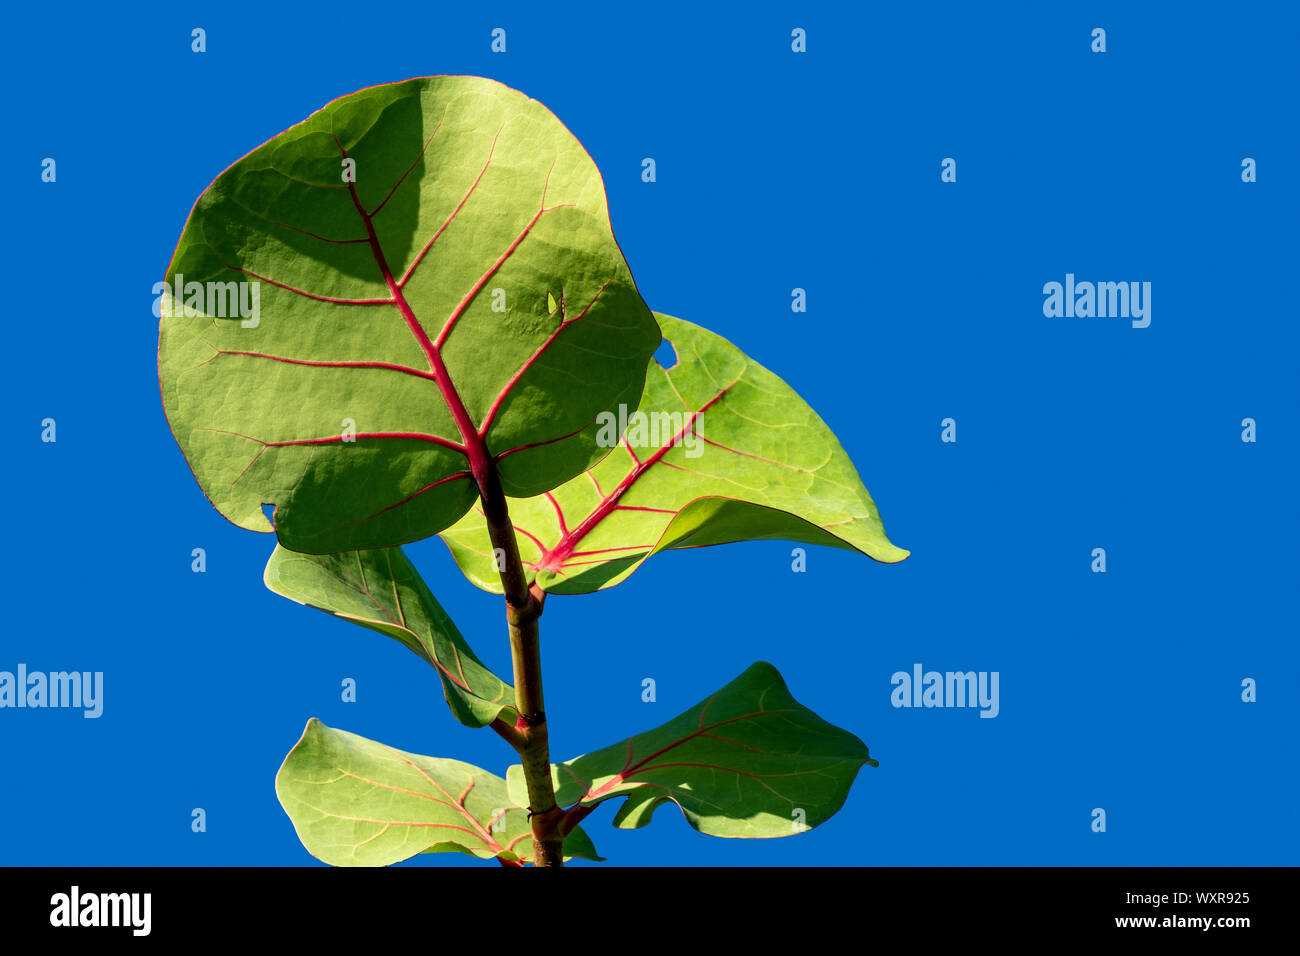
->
{"left": 546, "top": 291, "right": 558, "bottom": 316}
{"left": 261, "top": 502, "right": 277, "bottom": 529}
{"left": 653, "top": 338, "right": 678, "bottom": 370}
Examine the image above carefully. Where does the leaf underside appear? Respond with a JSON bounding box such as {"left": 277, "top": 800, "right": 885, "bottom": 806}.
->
{"left": 508, "top": 662, "right": 877, "bottom": 839}
{"left": 276, "top": 719, "right": 602, "bottom": 866}
{"left": 263, "top": 545, "right": 514, "bottom": 729}
{"left": 442, "top": 312, "right": 908, "bottom": 594}
{"left": 159, "top": 75, "right": 659, "bottom": 553}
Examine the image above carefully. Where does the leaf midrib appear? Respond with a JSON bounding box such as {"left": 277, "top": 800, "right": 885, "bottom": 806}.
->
{"left": 536, "top": 383, "right": 736, "bottom": 571}
{"left": 331, "top": 131, "right": 485, "bottom": 483}
{"left": 576, "top": 701, "right": 804, "bottom": 804}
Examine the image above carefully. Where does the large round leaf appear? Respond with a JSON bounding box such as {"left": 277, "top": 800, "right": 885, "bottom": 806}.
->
{"left": 159, "top": 76, "right": 659, "bottom": 553}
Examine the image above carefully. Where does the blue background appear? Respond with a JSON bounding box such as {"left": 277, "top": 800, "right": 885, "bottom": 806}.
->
{"left": 3, "top": 1, "right": 1295, "bottom": 866}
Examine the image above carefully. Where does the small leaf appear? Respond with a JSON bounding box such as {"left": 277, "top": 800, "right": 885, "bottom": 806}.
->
{"left": 441, "top": 312, "right": 907, "bottom": 594}
{"left": 276, "top": 719, "right": 603, "bottom": 866}
{"left": 264, "top": 545, "right": 513, "bottom": 729}
{"left": 547, "top": 291, "right": 559, "bottom": 315}
{"left": 508, "top": 662, "right": 876, "bottom": 838}
{"left": 158, "top": 76, "right": 659, "bottom": 554}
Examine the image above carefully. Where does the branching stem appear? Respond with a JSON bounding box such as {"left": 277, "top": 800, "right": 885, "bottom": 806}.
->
{"left": 476, "top": 465, "right": 565, "bottom": 867}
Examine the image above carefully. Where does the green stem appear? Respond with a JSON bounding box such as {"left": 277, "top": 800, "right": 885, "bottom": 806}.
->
{"left": 478, "top": 467, "right": 564, "bottom": 867}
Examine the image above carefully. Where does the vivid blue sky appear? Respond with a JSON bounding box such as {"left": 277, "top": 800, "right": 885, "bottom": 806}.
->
{"left": 2, "top": 1, "right": 1295, "bottom": 866}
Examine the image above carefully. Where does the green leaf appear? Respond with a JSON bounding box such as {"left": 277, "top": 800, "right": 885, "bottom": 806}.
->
{"left": 276, "top": 719, "right": 603, "bottom": 866}
{"left": 509, "top": 662, "right": 877, "bottom": 838}
{"left": 159, "top": 76, "right": 659, "bottom": 553}
{"left": 441, "top": 312, "right": 907, "bottom": 594}
{"left": 263, "top": 545, "right": 513, "bottom": 729}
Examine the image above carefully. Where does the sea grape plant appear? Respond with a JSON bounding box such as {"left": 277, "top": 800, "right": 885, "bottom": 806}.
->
{"left": 157, "top": 76, "right": 908, "bottom": 867}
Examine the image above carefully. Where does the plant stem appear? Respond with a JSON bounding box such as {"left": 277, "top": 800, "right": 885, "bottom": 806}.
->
{"left": 477, "top": 466, "right": 565, "bottom": 867}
